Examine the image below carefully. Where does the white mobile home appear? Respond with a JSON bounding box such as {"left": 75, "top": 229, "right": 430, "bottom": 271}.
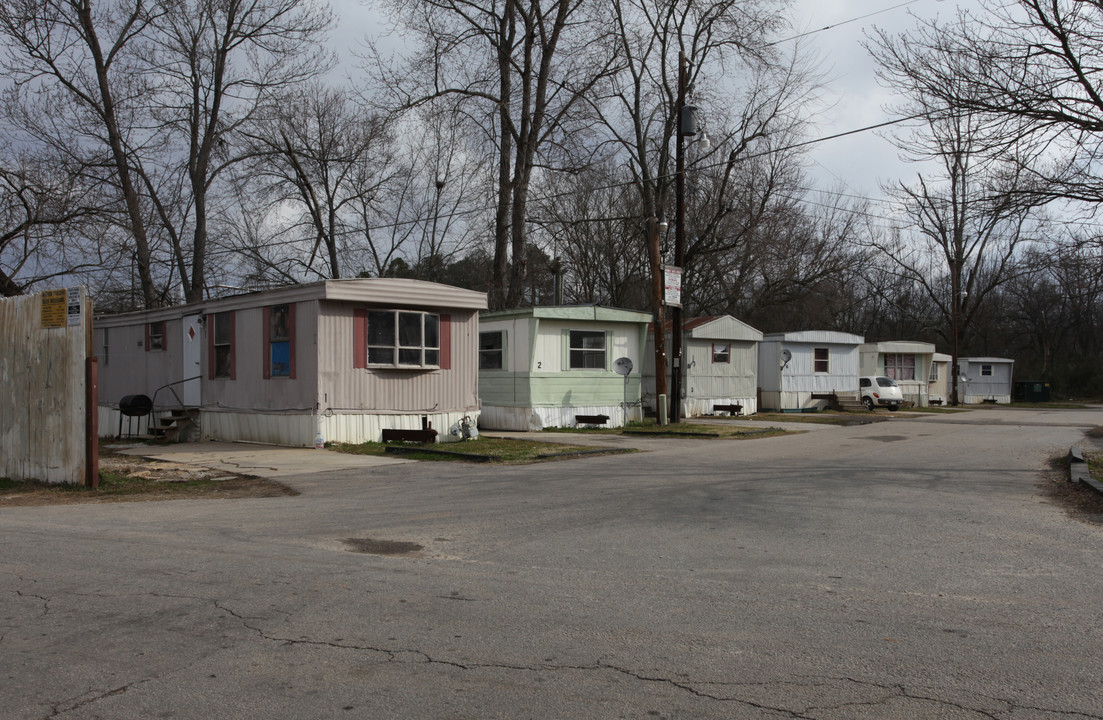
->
{"left": 94, "top": 278, "right": 487, "bottom": 446}
{"left": 961, "top": 357, "right": 1015, "bottom": 404}
{"left": 758, "top": 331, "right": 864, "bottom": 411}
{"left": 859, "top": 341, "right": 937, "bottom": 407}
{"left": 643, "top": 315, "right": 763, "bottom": 417}
{"left": 477, "top": 305, "right": 652, "bottom": 430}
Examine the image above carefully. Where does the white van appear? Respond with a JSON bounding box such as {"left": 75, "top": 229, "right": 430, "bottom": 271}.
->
{"left": 859, "top": 376, "right": 903, "bottom": 411}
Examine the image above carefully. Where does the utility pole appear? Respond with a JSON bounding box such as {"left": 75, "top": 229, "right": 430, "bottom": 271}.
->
{"left": 671, "top": 50, "right": 695, "bottom": 424}
{"left": 950, "top": 255, "right": 961, "bottom": 406}
{"left": 649, "top": 216, "right": 668, "bottom": 425}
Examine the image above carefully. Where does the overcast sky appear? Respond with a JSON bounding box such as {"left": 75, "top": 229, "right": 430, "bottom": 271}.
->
{"left": 782, "top": 0, "right": 970, "bottom": 198}
{"left": 329, "top": 0, "right": 972, "bottom": 201}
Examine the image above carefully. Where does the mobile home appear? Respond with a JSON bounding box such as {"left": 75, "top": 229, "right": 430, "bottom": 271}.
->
{"left": 758, "top": 331, "right": 864, "bottom": 411}
{"left": 477, "top": 305, "right": 652, "bottom": 430}
{"left": 94, "top": 278, "right": 487, "bottom": 446}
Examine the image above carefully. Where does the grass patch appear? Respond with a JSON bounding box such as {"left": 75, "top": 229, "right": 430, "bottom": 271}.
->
{"left": 1040, "top": 454, "right": 1103, "bottom": 524}
{"left": 333, "top": 436, "right": 628, "bottom": 464}
{"left": 903, "top": 405, "right": 969, "bottom": 413}
{"left": 0, "top": 453, "right": 296, "bottom": 507}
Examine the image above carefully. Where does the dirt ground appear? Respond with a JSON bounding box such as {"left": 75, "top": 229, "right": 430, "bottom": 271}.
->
{"left": 0, "top": 454, "right": 296, "bottom": 507}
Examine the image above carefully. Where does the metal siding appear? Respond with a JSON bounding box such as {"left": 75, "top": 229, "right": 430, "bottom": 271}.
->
{"left": 96, "top": 319, "right": 185, "bottom": 408}
{"left": 317, "top": 303, "right": 480, "bottom": 415}
{"left": 773, "top": 343, "right": 859, "bottom": 393}
{"left": 1, "top": 291, "right": 87, "bottom": 484}
{"left": 683, "top": 339, "right": 758, "bottom": 400}
{"left": 202, "top": 306, "right": 316, "bottom": 413}
{"left": 686, "top": 315, "right": 763, "bottom": 342}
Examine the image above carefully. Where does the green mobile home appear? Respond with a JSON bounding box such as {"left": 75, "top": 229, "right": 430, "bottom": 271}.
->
{"left": 477, "top": 306, "right": 652, "bottom": 431}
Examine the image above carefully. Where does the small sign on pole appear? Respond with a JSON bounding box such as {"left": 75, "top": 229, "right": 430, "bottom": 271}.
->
{"left": 663, "top": 265, "right": 682, "bottom": 307}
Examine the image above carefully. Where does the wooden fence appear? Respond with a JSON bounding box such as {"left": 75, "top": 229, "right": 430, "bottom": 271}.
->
{"left": 0, "top": 288, "right": 96, "bottom": 484}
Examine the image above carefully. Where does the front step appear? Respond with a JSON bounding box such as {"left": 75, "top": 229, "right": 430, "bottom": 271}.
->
{"left": 152, "top": 410, "right": 198, "bottom": 443}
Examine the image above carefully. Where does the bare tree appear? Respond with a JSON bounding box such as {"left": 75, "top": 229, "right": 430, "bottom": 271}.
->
{"left": 871, "top": 26, "right": 1052, "bottom": 403}
{"left": 866, "top": 1, "right": 1103, "bottom": 205}
{"left": 0, "top": 0, "right": 164, "bottom": 305}
{"left": 243, "top": 83, "right": 394, "bottom": 280}
{"left": 371, "top": 0, "right": 619, "bottom": 308}
{"left": 0, "top": 0, "right": 333, "bottom": 307}
{"left": 140, "top": 0, "right": 333, "bottom": 301}
{"left": 0, "top": 148, "right": 103, "bottom": 295}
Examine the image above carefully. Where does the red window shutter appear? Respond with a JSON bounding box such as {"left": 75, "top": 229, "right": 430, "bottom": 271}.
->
{"left": 229, "top": 311, "right": 237, "bottom": 380}
{"left": 353, "top": 309, "right": 367, "bottom": 368}
{"left": 262, "top": 306, "right": 271, "bottom": 379}
{"left": 207, "top": 314, "right": 215, "bottom": 379}
{"left": 440, "top": 314, "right": 451, "bottom": 370}
{"left": 288, "top": 303, "right": 297, "bottom": 379}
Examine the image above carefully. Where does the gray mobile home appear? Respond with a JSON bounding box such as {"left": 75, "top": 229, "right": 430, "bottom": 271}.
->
{"left": 643, "top": 315, "right": 762, "bottom": 417}
{"left": 961, "top": 357, "right": 1015, "bottom": 404}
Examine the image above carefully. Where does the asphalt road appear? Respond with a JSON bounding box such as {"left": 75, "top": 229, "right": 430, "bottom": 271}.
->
{"left": 3, "top": 407, "right": 1103, "bottom": 719}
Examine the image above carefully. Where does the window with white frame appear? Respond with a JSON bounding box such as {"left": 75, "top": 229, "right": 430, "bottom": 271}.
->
{"left": 929, "top": 363, "right": 940, "bottom": 381}
{"left": 479, "top": 331, "right": 504, "bottom": 370}
{"left": 569, "top": 330, "right": 606, "bottom": 369}
{"left": 712, "top": 343, "right": 730, "bottom": 363}
{"left": 981, "top": 364, "right": 993, "bottom": 376}
{"left": 367, "top": 310, "right": 440, "bottom": 367}
{"left": 884, "top": 353, "right": 915, "bottom": 380}
{"left": 813, "top": 347, "right": 830, "bottom": 373}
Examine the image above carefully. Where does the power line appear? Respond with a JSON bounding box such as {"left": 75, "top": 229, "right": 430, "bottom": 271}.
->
{"left": 768, "top": 0, "right": 941, "bottom": 47}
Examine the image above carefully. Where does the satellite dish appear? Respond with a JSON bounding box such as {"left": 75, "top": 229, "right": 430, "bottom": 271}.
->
{"left": 613, "top": 357, "right": 634, "bottom": 376}
{"left": 781, "top": 349, "right": 792, "bottom": 363}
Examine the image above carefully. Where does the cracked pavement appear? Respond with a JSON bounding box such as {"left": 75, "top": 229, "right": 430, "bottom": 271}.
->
{"left": 3, "top": 406, "right": 1103, "bottom": 718}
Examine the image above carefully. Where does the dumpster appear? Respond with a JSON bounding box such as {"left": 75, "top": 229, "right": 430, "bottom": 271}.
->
{"left": 1013, "top": 381, "right": 1051, "bottom": 403}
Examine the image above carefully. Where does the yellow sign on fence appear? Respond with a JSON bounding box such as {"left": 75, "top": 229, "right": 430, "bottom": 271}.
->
{"left": 41, "top": 289, "right": 66, "bottom": 328}
{"left": 40, "top": 287, "right": 82, "bottom": 329}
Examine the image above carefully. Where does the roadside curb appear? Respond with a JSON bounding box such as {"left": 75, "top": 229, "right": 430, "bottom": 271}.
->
{"left": 1068, "top": 446, "right": 1103, "bottom": 495}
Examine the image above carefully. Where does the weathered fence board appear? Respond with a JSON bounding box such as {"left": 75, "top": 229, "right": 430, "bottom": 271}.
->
{"left": 0, "top": 288, "right": 89, "bottom": 484}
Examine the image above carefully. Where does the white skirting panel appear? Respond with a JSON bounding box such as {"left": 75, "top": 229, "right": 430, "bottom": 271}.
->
{"left": 479, "top": 404, "right": 643, "bottom": 431}
{"left": 319, "top": 410, "right": 480, "bottom": 445}
{"left": 759, "top": 391, "right": 830, "bottom": 412}
{"left": 964, "top": 394, "right": 1010, "bottom": 405}
{"left": 98, "top": 406, "right": 481, "bottom": 446}
{"left": 685, "top": 396, "right": 758, "bottom": 417}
